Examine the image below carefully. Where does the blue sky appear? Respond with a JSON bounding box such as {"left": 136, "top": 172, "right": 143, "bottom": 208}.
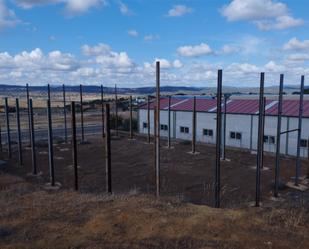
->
{"left": 0, "top": 0, "right": 308, "bottom": 87}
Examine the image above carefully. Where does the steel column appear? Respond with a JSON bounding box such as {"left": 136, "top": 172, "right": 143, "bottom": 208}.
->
{"left": 115, "top": 84, "right": 118, "bottom": 136}
{"left": 155, "top": 61, "right": 161, "bottom": 197}
{"left": 79, "top": 84, "right": 85, "bottom": 142}
{"left": 215, "top": 70, "right": 222, "bottom": 208}
{"left": 129, "top": 96, "right": 133, "bottom": 139}
{"left": 71, "top": 101, "right": 78, "bottom": 191}
{"left": 0, "top": 125, "right": 2, "bottom": 152}
{"left": 4, "top": 98, "right": 11, "bottom": 158}
{"left": 63, "top": 84, "right": 68, "bottom": 143}
{"left": 104, "top": 103, "right": 112, "bottom": 193}
{"left": 192, "top": 96, "right": 197, "bottom": 154}
{"left": 47, "top": 99, "right": 55, "bottom": 186}
{"left": 29, "top": 99, "right": 37, "bottom": 175}
{"left": 274, "top": 74, "right": 284, "bottom": 197}
{"left": 167, "top": 96, "right": 171, "bottom": 148}
{"left": 261, "top": 97, "right": 266, "bottom": 169}
{"left": 47, "top": 84, "right": 51, "bottom": 101}
{"left": 221, "top": 96, "right": 227, "bottom": 160}
{"left": 16, "top": 98, "right": 23, "bottom": 165}
{"left": 256, "top": 72, "right": 265, "bottom": 207}
{"left": 101, "top": 85, "right": 105, "bottom": 138}
{"left": 147, "top": 95, "right": 151, "bottom": 143}
{"left": 26, "top": 84, "right": 31, "bottom": 146}
{"left": 295, "top": 76, "right": 305, "bottom": 186}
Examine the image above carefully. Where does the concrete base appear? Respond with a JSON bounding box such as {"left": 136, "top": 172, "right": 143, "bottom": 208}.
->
{"left": 269, "top": 196, "right": 285, "bottom": 202}
{"left": 251, "top": 150, "right": 258, "bottom": 155}
{"left": 286, "top": 181, "right": 308, "bottom": 191}
{"left": 59, "top": 148, "right": 70, "bottom": 152}
{"left": 128, "top": 138, "right": 136, "bottom": 141}
{"left": 248, "top": 201, "right": 263, "bottom": 207}
{"left": 39, "top": 151, "right": 48, "bottom": 155}
{"left": 55, "top": 156, "right": 64, "bottom": 160}
{"left": 187, "top": 151, "right": 200, "bottom": 155}
{"left": 164, "top": 146, "right": 174, "bottom": 150}
{"left": 144, "top": 142, "right": 153, "bottom": 145}
{"left": 44, "top": 182, "right": 62, "bottom": 190}
{"left": 249, "top": 166, "right": 270, "bottom": 171}
{"left": 221, "top": 158, "right": 231, "bottom": 162}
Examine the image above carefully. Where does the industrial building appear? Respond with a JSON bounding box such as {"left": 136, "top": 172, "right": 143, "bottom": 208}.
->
{"left": 138, "top": 97, "right": 309, "bottom": 158}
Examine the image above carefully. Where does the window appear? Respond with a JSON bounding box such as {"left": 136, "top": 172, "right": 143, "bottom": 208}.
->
{"left": 160, "top": 124, "right": 168, "bottom": 131}
{"left": 143, "top": 122, "right": 148, "bottom": 128}
{"left": 203, "top": 129, "right": 213, "bottom": 137}
{"left": 264, "top": 135, "right": 275, "bottom": 144}
{"left": 300, "top": 139, "right": 308, "bottom": 148}
{"left": 230, "top": 131, "right": 241, "bottom": 140}
{"left": 180, "top": 126, "right": 189, "bottom": 133}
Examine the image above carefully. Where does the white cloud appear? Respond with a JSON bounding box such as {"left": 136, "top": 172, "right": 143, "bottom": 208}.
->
{"left": 177, "top": 43, "right": 212, "bottom": 57}
{"left": 283, "top": 37, "right": 309, "bottom": 51}
{"left": 221, "top": 0, "right": 303, "bottom": 30}
{"left": 0, "top": 0, "right": 21, "bottom": 29}
{"left": 82, "top": 43, "right": 134, "bottom": 68}
{"left": 264, "top": 60, "right": 285, "bottom": 72}
{"left": 167, "top": 5, "right": 192, "bottom": 17}
{"left": 220, "top": 44, "right": 239, "bottom": 55}
{"left": 144, "top": 34, "right": 159, "bottom": 41}
{"left": 286, "top": 53, "right": 309, "bottom": 62}
{"left": 173, "top": 59, "right": 183, "bottom": 68}
{"left": 13, "top": 0, "right": 107, "bottom": 16}
{"left": 127, "top": 29, "right": 138, "bottom": 37}
{"left": 118, "top": 1, "right": 133, "bottom": 16}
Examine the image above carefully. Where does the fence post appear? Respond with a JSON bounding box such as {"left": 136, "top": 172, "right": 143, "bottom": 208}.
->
{"left": 80, "top": 84, "right": 85, "bottom": 142}
{"left": 29, "top": 99, "right": 37, "bottom": 175}
{"left": 256, "top": 72, "right": 265, "bottom": 207}
{"left": 47, "top": 99, "right": 55, "bottom": 186}
{"left": 71, "top": 101, "right": 78, "bottom": 191}
{"left": 155, "top": 61, "right": 161, "bottom": 197}
{"left": 63, "top": 84, "right": 68, "bottom": 143}
{"left": 274, "top": 74, "right": 284, "bottom": 197}
{"left": 16, "top": 98, "right": 23, "bottom": 165}
{"left": 221, "top": 96, "right": 227, "bottom": 160}
{"left": 192, "top": 96, "right": 197, "bottom": 154}
{"left": 168, "top": 96, "right": 171, "bottom": 148}
{"left": 26, "top": 84, "right": 31, "bottom": 146}
{"left": 0, "top": 124, "right": 2, "bottom": 152}
{"left": 101, "top": 84, "right": 105, "bottom": 138}
{"left": 115, "top": 84, "right": 118, "bottom": 136}
{"left": 147, "top": 95, "right": 151, "bottom": 143}
{"left": 47, "top": 84, "right": 51, "bottom": 101}
{"left": 215, "top": 70, "right": 222, "bottom": 208}
{"left": 129, "top": 96, "right": 133, "bottom": 139}
{"left": 4, "top": 98, "right": 11, "bottom": 158}
{"left": 104, "top": 103, "right": 112, "bottom": 193}
{"left": 295, "top": 76, "right": 305, "bottom": 186}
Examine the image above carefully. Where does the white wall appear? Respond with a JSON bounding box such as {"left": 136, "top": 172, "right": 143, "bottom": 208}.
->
{"left": 138, "top": 109, "right": 309, "bottom": 157}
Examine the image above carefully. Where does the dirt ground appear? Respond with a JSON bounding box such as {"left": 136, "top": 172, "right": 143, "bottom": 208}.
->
{"left": 0, "top": 134, "right": 309, "bottom": 248}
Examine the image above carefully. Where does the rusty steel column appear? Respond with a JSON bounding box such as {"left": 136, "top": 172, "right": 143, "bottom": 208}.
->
{"left": 101, "top": 85, "right": 105, "bottom": 138}
{"left": 16, "top": 98, "right": 23, "bottom": 166}
{"left": 79, "top": 84, "right": 85, "bottom": 142}
{"left": 147, "top": 95, "right": 151, "bottom": 143}
{"left": 29, "top": 99, "right": 37, "bottom": 175}
{"left": 274, "top": 74, "right": 284, "bottom": 197}
{"left": 71, "top": 101, "right": 78, "bottom": 191}
{"left": 129, "top": 96, "right": 133, "bottom": 139}
{"left": 155, "top": 61, "right": 161, "bottom": 197}
{"left": 4, "top": 98, "right": 11, "bottom": 158}
{"left": 105, "top": 103, "right": 112, "bottom": 193}
{"left": 167, "top": 96, "right": 171, "bottom": 148}
{"left": 215, "top": 70, "right": 222, "bottom": 208}
{"left": 115, "top": 84, "right": 118, "bottom": 136}
{"left": 256, "top": 72, "right": 265, "bottom": 207}
{"left": 63, "top": 84, "right": 68, "bottom": 143}
{"left": 192, "top": 96, "right": 197, "bottom": 154}
{"left": 295, "top": 76, "right": 305, "bottom": 186}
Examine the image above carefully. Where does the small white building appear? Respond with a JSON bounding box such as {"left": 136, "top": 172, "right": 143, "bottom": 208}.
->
{"left": 138, "top": 97, "right": 309, "bottom": 158}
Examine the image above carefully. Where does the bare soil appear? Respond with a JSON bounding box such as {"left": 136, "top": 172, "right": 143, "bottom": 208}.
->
{"left": 0, "top": 134, "right": 309, "bottom": 248}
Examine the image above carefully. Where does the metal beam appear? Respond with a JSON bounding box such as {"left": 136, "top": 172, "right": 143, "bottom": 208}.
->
{"left": 129, "top": 96, "right": 133, "bottom": 139}
{"left": 147, "top": 95, "right": 151, "bottom": 143}
{"left": 215, "top": 69, "right": 222, "bottom": 208}
{"left": 256, "top": 72, "right": 265, "bottom": 207}
{"left": 47, "top": 99, "right": 55, "bottom": 186}
{"left": 115, "top": 84, "right": 118, "bottom": 136}
{"left": 79, "top": 84, "right": 85, "bottom": 142}
{"left": 29, "top": 99, "right": 37, "bottom": 175}
{"left": 63, "top": 84, "right": 68, "bottom": 143}
{"left": 192, "top": 96, "right": 197, "bottom": 154}
{"left": 167, "top": 96, "right": 171, "bottom": 148}
{"left": 71, "top": 101, "right": 78, "bottom": 191}
{"left": 155, "top": 61, "right": 161, "bottom": 197}
{"left": 101, "top": 85, "right": 105, "bottom": 138}
{"left": 16, "top": 98, "right": 23, "bottom": 165}
{"left": 4, "top": 98, "right": 11, "bottom": 158}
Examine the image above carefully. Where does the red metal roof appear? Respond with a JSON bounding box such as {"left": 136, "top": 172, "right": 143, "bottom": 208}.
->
{"left": 139, "top": 98, "right": 309, "bottom": 117}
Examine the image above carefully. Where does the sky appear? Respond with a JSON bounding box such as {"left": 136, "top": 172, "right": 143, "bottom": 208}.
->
{"left": 0, "top": 0, "right": 308, "bottom": 87}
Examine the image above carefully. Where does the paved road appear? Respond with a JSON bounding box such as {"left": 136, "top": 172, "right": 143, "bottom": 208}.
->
{"left": 1, "top": 124, "right": 104, "bottom": 143}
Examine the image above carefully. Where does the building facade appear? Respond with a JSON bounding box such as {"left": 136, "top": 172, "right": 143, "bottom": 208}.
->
{"left": 138, "top": 97, "right": 309, "bottom": 158}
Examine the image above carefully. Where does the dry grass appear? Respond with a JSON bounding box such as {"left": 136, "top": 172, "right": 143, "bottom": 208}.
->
{"left": 0, "top": 172, "right": 308, "bottom": 249}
